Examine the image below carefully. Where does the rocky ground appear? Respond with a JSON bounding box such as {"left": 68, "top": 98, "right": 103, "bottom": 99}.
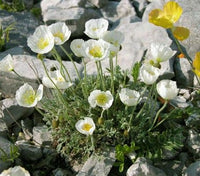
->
{"left": 0, "top": 0, "right": 200, "bottom": 175}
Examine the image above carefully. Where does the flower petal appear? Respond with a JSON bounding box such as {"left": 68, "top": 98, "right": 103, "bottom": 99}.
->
{"left": 193, "top": 52, "right": 200, "bottom": 77}
{"left": 172, "top": 26, "right": 190, "bottom": 41}
{"left": 163, "top": 1, "right": 182, "bottom": 24}
{"left": 149, "top": 9, "right": 173, "bottom": 28}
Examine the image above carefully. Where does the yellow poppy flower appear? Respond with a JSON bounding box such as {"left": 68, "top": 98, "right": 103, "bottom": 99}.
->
{"left": 149, "top": 1, "right": 182, "bottom": 29}
{"left": 193, "top": 52, "right": 200, "bottom": 77}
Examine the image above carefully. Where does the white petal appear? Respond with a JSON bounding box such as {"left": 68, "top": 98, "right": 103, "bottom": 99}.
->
{"left": 36, "top": 84, "right": 44, "bottom": 101}
{"left": 15, "top": 83, "right": 37, "bottom": 107}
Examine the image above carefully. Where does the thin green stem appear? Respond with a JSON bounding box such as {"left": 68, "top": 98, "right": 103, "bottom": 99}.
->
{"left": 41, "top": 59, "right": 68, "bottom": 108}
{"left": 59, "top": 45, "right": 81, "bottom": 80}
{"left": 109, "top": 57, "right": 114, "bottom": 94}
{"left": 52, "top": 48, "right": 72, "bottom": 83}
{"left": 12, "top": 69, "right": 24, "bottom": 82}
{"left": 90, "top": 135, "right": 95, "bottom": 152}
{"left": 148, "top": 100, "right": 168, "bottom": 132}
{"left": 98, "top": 61, "right": 106, "bottom": 91}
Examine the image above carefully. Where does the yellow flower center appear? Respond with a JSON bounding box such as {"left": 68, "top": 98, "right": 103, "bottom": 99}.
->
{"left": 57, "top": 76, "right": 65, "bottom": 82}
{"left": 53, "top": 32, "right": 64, "bottom": 41}
{"left": 89, "top": 46, "right": 103, "bottom": 58}
{"left": 23, "top": 90, "right": 35, "bottom": 105}
{"left": 96, "top": 93, "right": 108, "bottom": 106}
{"left": 92, "top": 27, "right": 98, "bottom": 31}
{"left": 37, "top": 38, "right": 49, "bottom": 49}
{"left": 82, "top": 123, "right": 92, "bottom": 131}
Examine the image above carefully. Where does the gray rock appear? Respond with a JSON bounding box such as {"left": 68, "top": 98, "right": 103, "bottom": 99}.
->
{"left": 13, "top": 55, "right": 83, "bottom": 81}
{"left": 41, "top": 0, "right": 101, "bottom": 37}
{"left": 186, "top": 130, "right": 200, "bottom": 158}
{"left": 100, "top": 0, "right": 136, "bottom": 24}
{"left": 15, "top": 140, "right": 43, "bottom": 161}
{"left": 0, "top": 46, "right": 29, "bottom": 59}
{"left": 52, "top": 168, "right": 73, "bottom": 176}
{"left": 155, "top": 152, "right": 188, "bottom": 176}
{"left": 0, "top": 137, "right": 14, "bottom": 172}
{"left": 0, "top": 98, "right": 34, "bottom": 127}
{"left": 127, "top": 157, "right": 167, "bottom": 176}
{"left": 87, "top": 0, "right": 108, "bottom": 8}
{"left": 132, "top": 0, "right": 148, "bottom": 12}
{"left": 117, "top": 21, "right": 172, "bottom": 72}
{"left": 183, "top": 161, "right": 200, "bottom": 176}
{"left": 33, "top": 126, "right": 52, "bottom": 145}
{"left": 185, "top": 114, "right": 200, "bottom": 129}
{"left": 41, "top": 0, "right": 86, "bottom": 12}
{"left": 0, "top": 10, "right": 40, "bottom": 49}
{"left": 77, "top": 148, "right": 115, "bottom": 176}
{"left": 0, "top": 119, "right": 8, "bottom": 138}
{"left": 0, "top": 54, "right": 83, "bottom": 97}
{"left": 174, "top": 58, "right": 194, "bottom": 87}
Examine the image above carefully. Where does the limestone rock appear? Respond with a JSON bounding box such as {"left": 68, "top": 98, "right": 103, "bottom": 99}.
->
{"left": 100, "top": 0, "right": 136, "bottom": 23}
{"left": 77, "top": 148, "right": 115, "bottom": 176}
{"left": 174, "top": 58, "right": 194, "bottom": 87}
{"left": 0, "top": 137, "right": 14, "bottom": 173}
{"left": 87, "top": 0, "right": 108, "bottom": 8}
{"left": 15, "top": 140, "right": 43, "bottom": 161}
{"left": 33, "top": 126, "right": 53, "bottom": 146}
{"left": 0, "top": 98, "right": 34, "bottom": 127}
{"left": 0, "top": 10, "right": 40, "bottom": 49}
{"left": 127, "top": 157, "right": 167, "bottom": 176}
{"left": 183, "top": 161, "right": 200, "bottom": 176}
{"left": 41, "top": 0, "right": 101, "bottom": 37}
{"left": 186, "top": 130, "right": 200, "bottom": 157}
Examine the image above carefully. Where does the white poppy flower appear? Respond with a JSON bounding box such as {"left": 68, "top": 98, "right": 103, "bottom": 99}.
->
{"left": 119, "top": 88, "right": 141, "bottom": 106}
{"left": 84, "top": 18, "right": 109, "bottom": 39}
{"left": 102, "top": 30, "right": 124, "bottom": 57}
{"left": 48, "top": 22, "right": 71, "bottom": 45}
{"left": 156, "top": 80, "right": 178, "bottom": 100}
{"left": 102, "top": 30, "right": 124, "bottom": 47}
{"left": 75, "top": 117, "right": 95, "bottom": 136}
{"left": 27, "top": 25, "right": 54, "bottom": 54}
{"left": 0, "top": 166, "right": 30, "bottom": 176}
{"left": 0, "top": 54, "right": 14, "bottom": 72}
{"left": 84, "top": 39, "right": 110, "bottom": 61}
{"left": 70, "top": 39, "right": 85, "bottom": 57}
{"left": 42, "top": 69, "right": 73, "bottom": 89}
{"left": 146, "top": 43, "right": 176, "bottom": 67}
{"left": 88, "top": 90, "right": 113, "bottom": 109}
{"left": 140, "top": 64, "right": 161, "bottom": 85}
{"left": 16, "top": 83, "right": 43, "bottom": 107}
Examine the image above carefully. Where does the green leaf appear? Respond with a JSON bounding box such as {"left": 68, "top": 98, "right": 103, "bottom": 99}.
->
{"left": 131, "top": 62, "right": 141, "bottom": 83}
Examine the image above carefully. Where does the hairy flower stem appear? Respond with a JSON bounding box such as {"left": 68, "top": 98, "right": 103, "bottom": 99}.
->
{"left": 96, "top": 61, "right": 105, "bottom": 90}
{"left": 109, "top": 57, "right": 115, "bottom": 95}
{"left": 52, "top": 48, "right": 72, "bottom": 83}
{"left": 41, "top": 59, "right": 68, "bottom": 109}
{"left": 59, "top": 45, "right": 81, "bottom": 80}
{"left": 12, "top": 69, "right": 24, "bottom": 83}
{"left": 90, "top": 135, "right": 95, "bottom": 152}
{"left": 148, "top": 100, "right": 168, "bottom": 132}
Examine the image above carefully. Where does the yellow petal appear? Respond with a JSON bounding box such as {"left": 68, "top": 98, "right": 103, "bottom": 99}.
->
{"left": 149, "top": 9, "right": 173, "bottom": 28}
{"left": 172, "top": 26, "right": 190, "bottom": 41}
{"left": 163, "top": 1, "right": 182, "bottom": 24}
{"left": 193, "top": 52, "right": 200, "bottom": 70}
{"left": 193, "top": 69, "right": 200, "bottom": 77}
